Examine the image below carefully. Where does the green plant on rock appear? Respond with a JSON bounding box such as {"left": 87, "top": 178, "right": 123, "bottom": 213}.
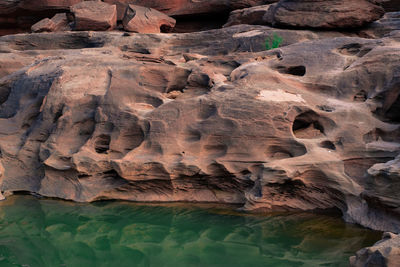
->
{"left": 265, "top": 33, "right": 283, "bottom": 50}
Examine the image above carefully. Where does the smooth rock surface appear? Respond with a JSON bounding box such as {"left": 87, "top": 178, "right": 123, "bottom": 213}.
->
{"left": 122, "top": 5, "right": 176, "bottom": 33}
{"left": 70, "top": 1, "right": 117, "bottom": 31}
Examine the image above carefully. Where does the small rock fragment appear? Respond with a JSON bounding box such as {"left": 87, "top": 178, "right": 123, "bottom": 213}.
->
{"left": 31, "top": 18, "right": 56, "bottom": 33}
{"left": 70, "top": 1, "right": 117, "bottom": 31}
{"left": 122, "top": 4, "right": 176, "bottom": 33}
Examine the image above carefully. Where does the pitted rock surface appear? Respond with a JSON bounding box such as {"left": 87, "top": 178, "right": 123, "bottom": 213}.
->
{"left": 0, "top": 24, "right": 399, "bottom": 234}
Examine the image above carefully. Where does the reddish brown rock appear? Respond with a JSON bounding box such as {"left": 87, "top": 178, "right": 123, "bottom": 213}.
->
{"left": 122, "top": 5, "right": 176, "bottom": 33}
{"left": 70, "top": 1, "right": 117, "bottom": 31}
{"left": 270, "top": 0, "right": 385, "bottom": 29}
{"left": 50, "top": 13, "right": 71, "bottom": 31}
{"left": 31, "top": 13, "right": 70, "bottom": 33}
{"left": 104, "top": 0, "right": 278, "bottom": 20}
{"left": 224, "top": 4, "right": 274, "bottom": 27}
{"left": 31, "top": 18, "right": 56, "bottom": 33}
{"left": 0, "top": 0, "right": 83, "bottom": 35}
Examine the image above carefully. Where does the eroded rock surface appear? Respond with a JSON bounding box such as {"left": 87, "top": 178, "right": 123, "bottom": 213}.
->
{"left": 0, "top": 21, "right": 399, "bottom": 238}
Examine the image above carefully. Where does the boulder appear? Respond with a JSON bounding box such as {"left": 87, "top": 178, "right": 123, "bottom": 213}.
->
{"left": 350, "top": 232, "right": 400, "bottom": 267}
{"left": 270, "top": 0, "right": 385, "bottom": 29}
{"left": 359, "top": 12, "right": 400, "bottom": 38}
{"left": 31, "top": 18, "right": 56, "bottom": 33}
{"left": 50, "top": 13, "right": 71, "bottom": 31}
{"left": 122, "top": 5, "right": 176, "bottom": 33}
{"left": 224, "top": 4, "right": 274, "bottom": 27}
{"left": 0, "top": 0, "right": 82, "bottom": 35}
{"left": 70, "top": 1, "right": 117, "bottom": 31}
{"left": 31, "top": 13, "right": 70, "bottom": 33}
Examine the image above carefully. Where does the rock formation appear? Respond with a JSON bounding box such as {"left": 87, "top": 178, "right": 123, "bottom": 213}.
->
{"left": 350, "top": 232, "right": 400, "bottom": 266}
{"left": 31, "top": 13, "right": 70, "bottom": 33}
{"left": 70, "top": 1, "right": 117, "bottom": 31}
{"left": 0, "top": 0, "right": 400, "bottom": 264}
{"left": 122, "top": 5, "right": 176, "bottom": 33}
{"left": 225, "top": 0, "right": 386, "bottom": 29}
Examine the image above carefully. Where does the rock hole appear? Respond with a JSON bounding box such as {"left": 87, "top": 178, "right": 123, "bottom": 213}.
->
{"left": 265, "top": 141, "right": 307, "bottom": 159}
{"left": 319, "top": 141, "right": 336, "bottom": 150}
{"left": 94, "top": 134, "right": 111, "bottom": 154}
{"left": 184, "top": 128, "right": 202, "bottom": 142}
{"left": 338, "top": 43, "right": 362, "bottom": 55}
{"left": 353, "top": 90, "right": 367, "bottom": 102}
{"left": 241, "top": 170, "right": 251, "bottom": 176}
{"left": 0, "top": 82, "right": 11, "bottom": 106}
{"left": 292, "top": 111, "right": 326, "bottom": 139}
{"left": 160, "top": 24, "right": 174, "bottom": 33}
{"left": 203, "top": 143, "right": 228, "bottom": 157}
{"left": 277, "top": 65, "right": 306, "bottom": 76}
{"left": 317, "top": 105, "right": 335, "bottom": 112}
{"left": 198, "top": 102, "right": 217, "bottom": 120}
{"left": 121, "top": 44, "right": 151, "bottom": 54}
{"left": 53, "top": 108, "right": 63, "bottom": 123}
{"left": 358, "top": 48, "right": 373, "bottom": 57}
{"left": 172, "top": 12, "right": 230, "bottom": 33}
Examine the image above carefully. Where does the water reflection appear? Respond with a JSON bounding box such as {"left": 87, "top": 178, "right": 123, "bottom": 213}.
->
{"left": 0, "top": 196, "right": 381, "bottom": 267}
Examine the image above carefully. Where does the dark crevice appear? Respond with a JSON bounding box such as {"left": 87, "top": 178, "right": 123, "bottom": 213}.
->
{"left": 94, "top": 134, "right": 111, "bottom": 154}
{"left": 0, "top": 83, "right": 11, "bottom": 105}
{"left": 276, "top": 65, "right": 306, "bottom": 76}
{"left": 292, "top": 110, "right": 335, "bottom": 139}
{"left": 320, "top": 141, "right": 336, "bottom": 150}
{"left": 353, "top": 90, "right": 368, "bottom": 102}
{"left": 172, "top": 12, "right": 230, "bottom": 33}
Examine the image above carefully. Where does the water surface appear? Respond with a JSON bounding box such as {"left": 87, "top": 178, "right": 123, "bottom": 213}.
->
{"left": 0, "top": 195, "right": 381, "bottom": 267}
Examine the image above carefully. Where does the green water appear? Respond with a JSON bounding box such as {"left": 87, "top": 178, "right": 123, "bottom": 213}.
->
{"left": 0, "top": 195, "right": 381, "bottom": 267}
